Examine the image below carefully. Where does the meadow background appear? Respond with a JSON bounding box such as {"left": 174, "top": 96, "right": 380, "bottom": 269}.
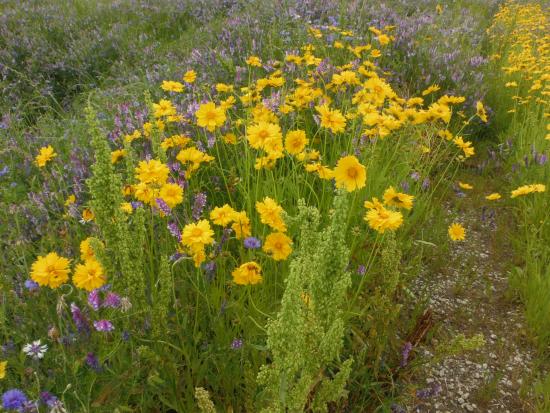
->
{"left": 0, "top": 0, "right": 548, "bottom": 412}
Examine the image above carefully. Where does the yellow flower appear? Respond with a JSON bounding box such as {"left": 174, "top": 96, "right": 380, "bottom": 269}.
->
{"left": 231, "top": 211, "right": 252, "bottom": 239}
{"left": 263, "top": 232, "right": 293, "bottom": 261}
{"left": 222, "top": 133, "right": 237, "bottom": 144}
{"left": 111, "top": 149, "right": 126, "bottom": 164}
{"left": 210, "top": 204, "right": 236, "bottom": 226}
{"left": 35, "top": 145, "right": 57, "bottom": 167}
{"left": 183, "top": 70, "right": 197, "bottom": 83}
{"left": 256, "top": 197, "right": 287, "bottom": 232}
{"left": 135, "top": 159, "right": 170, "bottom": 185}
{"left": 30, "top": 252, "right": 71, "bottom": 288}
{"left": 153, "top": 99, "right": 177, "bottom": 118}
{"left": 448, "top": 223, "right": 466, "bottom": 241}
{"left": 80, "top": 238, "right": 97, "bottom": 261}
{"left": 81, "top": 208, "right": 95, "bottom": 222}
{"left": 159, "top": 183, "right": 184, "bottom": 208}
{"left": 333, "top": 155, "right": 367, "bottom": 192}
{"left": 73, "top": 259, "right": 106, "bottom": 291}
{"left": 510, "top": 183, "right": 546, "bottom": 198}
{"left": 0, "top": 361, "right": 6, "bottom": 379}
{"left": 181, "top": 220, "right": 214, "bottom": 251}
{"left": 476, "top": 101, "right": 488, "bottom": 123}
{"left": 422, "top": 84, "right": 440, "bottom": 96}
{"left": 134, "top": 182, "right": 158, "bottom": 205}
{"left": 64, "top": 194, "right": 76, "bottom": 206}
{"left": 316, "top": 104, "right": 347, "bottom": 133}
{"left": 247, "top": 122, "right": 283, "bottom": 153}
{"left": 161, "top": 80, "right": 184, "bottom": 92}
{"left": 232, "top": 261, "right": 263, "bottom": 285}
{"left": 453, "top": 136, "right": 475, "bottom": 158}
{"left": 246, "top": 56, "right": 262, "bottom": 67}
{"left": 364, "top": 201, "right": 403, "bottom": 233}
{"left": 383, "top": 186, "right": 414, "bottom": 210}
{"left": 485, "top": 193, "right": 501, "bottom": 201}
{"left": 284, "top": 130, "right": 308, "bottom": 155}
{"left": 377, "top": 34, "right": 391, "bottom": 45}
{"left": 120, "top": 202, "right": 133, "bottom": 214}
{"left": 216, "top": 83, "right": 233, "bottom": 93}
{"left": 458, "top": 182, "right": 473, "bottom": 190}
{"left": 195, "top": 102, "right": 226, "bottom": 132}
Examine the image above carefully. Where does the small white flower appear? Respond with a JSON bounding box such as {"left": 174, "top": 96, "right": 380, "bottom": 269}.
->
{"left": 22, "top": 339, "right": 48, "bottom": 360}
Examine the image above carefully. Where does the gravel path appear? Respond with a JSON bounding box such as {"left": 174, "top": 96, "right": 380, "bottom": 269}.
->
{"left": 406, "top": 202, "right": 537, "bottom": 412}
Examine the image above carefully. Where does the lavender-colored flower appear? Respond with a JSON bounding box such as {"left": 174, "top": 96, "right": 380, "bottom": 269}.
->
{"left": 357, "top": 265, "right": 367, "bottom": 276}
{"left": 416, "top": 382, "right": 442, "bottom": 399}
{"left": 24, "top": 279, "right": 39, "bottom": 291}
{"left": 231, "top": 338, "right": 243, "bottom": 350}
{"left": 390, "top": 404, "right": 406, "bottom": 413}
{"left": 2, "top": 389, "right": 28, "bottom": 410}
{"left": 0, "top": 166, "right": 9, "bottom": 178}
{"left": 70, "top": 303, "right": 90, "bottom": 333}
{"left": 40, "top": 392, "right": 58, "bottom": 408}
{"left": 400, "top": 342, "right": 413, "bottom": 367}
{"left": 192, "top": 192, "right": 207, "bottom": 221}
{"left": 93, "top": 320, "right": 114, "bottom": 332}
{"left": 87, "top": 290, "right": 100, "bottom": 311}
{"left": 155, "top": 198, "right": 171, "bottom": 215}
{"left": 243, "top": 237, "right": 261, "bottom": 249}
{"left": 22, "top": 340, "right": 48, "bottom": 360}
{"left": 85, "top": 352, "right": 102, "bottom": 372}
{"left": 167, "top": 222, "right": 182, "bottom": 241}
{"left": 103, "top": 292, "right": 121, "bottom": 309}
{"left": 421, "top": 177, "right": 431, "bottom": 190}
{"left": 410, "top": 171, "right": 420, "bottom": 181}
{"left": 122, "top": 331, "right": 131, "bottom": 341}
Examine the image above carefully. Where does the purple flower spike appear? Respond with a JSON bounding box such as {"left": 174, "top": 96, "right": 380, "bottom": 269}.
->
{"left": 86, "top": 352, "right": 102, "bottom": 372}
{"left": 70, "top": 303, "right": 89, "bottom": 333}
{"left": 93, "top": 320, "right": 114, "bottom": 332}
{"left": 400, "top": 342, "right": 413, "bottom": 367}
{"left": 243, "top": 237, "right": 261, "bottom": 249}
{"left": 88, "top": 289, "right": 101, "bottom": 311}
{"left": 103, "top": 292, "right": 121, "bottom": 309}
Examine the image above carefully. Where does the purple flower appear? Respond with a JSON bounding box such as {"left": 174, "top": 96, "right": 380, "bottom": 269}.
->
{"left": 40, "top": 392, "right": 58, "bottom": 408}
{"left": 192, "top": 192, "right": 207, "bottom": 220}
{"left": 243, "top": 237, "right": 261, "bottom": 249}
{"left": 400, "top": 342, "right": 413, "bottom": 367}
{"left": 231, "top": 338, "right": 243, "bottom": 350}
{"left": 24, "top": 280, "right": 39, "bottom": 291}
{"left": 0, "top": 166, "right": 9, "bottom": 178}
{"left": 416, "top": 382, "right": 442, "bottom": 399}
{"left": 155, "top": 198, "right": 171, "bottom": 215}
{"left": 86, "top": 352, "right": 102, "bottom": 372}
{"left": 167, "top": 222, "right": 182, "bottom": 241}
{"left": 2, "top": 389, "right": 28, "bottom": 410}
{"left": 70, "top": 303, "right": 89, "bottom": 333}
{"left": 357, "top": 265, "right": 366, "bottom": 276}
{"left": 103, "top": 292, "right": 121, "bottom": 309}
{"left": 87, "top": 290, "right": 101, "bottom": 311}
{"left": 93, "top": 320, "right": 114, "bottom": 332}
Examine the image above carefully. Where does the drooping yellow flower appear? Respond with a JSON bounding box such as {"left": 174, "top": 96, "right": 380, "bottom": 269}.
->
{"left": 383, "top": 186, "right": 414, "bottom": 210}
{"left": 181, "top": 220, "right": 214, "bottom": 252}
{"left": 161, "top": 80, "right": 184, "bottom": 92}
{"left": 316, "top": 104, "right": 347, "bottom": 133}
{"left": 0, "top": 361, "right": 6, "bottom": 379}
{"left": 210, "top": 204, "right": 236, "bottom": 226}
{"left": 35, "top": 145, "right": 57, "bottom": 167}
{"left": 30, "top": 252, "right": 71, "bottom": 289}
{"left": 232, "top": 261, "right": 263, "bottom": 285}
{"left": 422, "top": 84, "right": 440, "bottom": 96}
{"left": 195, "top": 102, "right": 226, "bottom": 132}
{"left": 111, "top": 149, "right": 126, "bottom": 164}
{"left": 73, "top": 259, "right": 106, "bottom": 291}
{"left": 284, "top": 130, "right": 308, "bottom": 155}
{"left": 231, "top": 211, "right": 252, "bottom": 239}
{"left": 334, "top": 155, "right": 367, "bottom": 192}
{"left": 256, "top": 197, "right": 287, "bottom": 232}
{"left": 458, "top": 182, "right": 473, "bottom": 190}
{"left": 80, "top": 238, "right": 96, "bottom": 261}
{"left": 263, "top": 232, "right": 293, "bottom": 261}
{"left": 476, "top": 101, "right": 488, "bottom": 123}
{"left": 510, "top": 183, "right": 546, "bottom": 198}
{"left": 485, "top": 193, "right": 501, "bottom": 201}
{"left": 159, "top": 183, "right": 183, "bottom": 208}
{"left": 448, "top": 223, "right": 466, "bottom": 241}
{"left": 246, "top": 56, "right": 262, "bottom": 67}
{"left": 183, "top": 70, "right": 197, "bottom": 83}
{"left": 135, "top": 159, "right": 170, "bottom": 185}
{"left": 453, "top": 136, "right": 475, "bottom": 158}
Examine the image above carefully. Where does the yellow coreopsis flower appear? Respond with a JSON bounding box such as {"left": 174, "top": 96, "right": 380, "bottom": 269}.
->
{"left": 263, "top": 232, "right": 293, "bottom": 261}
{"left": 284, "top": 130, "right": 308, "bottom": 155}
{"left": 161, "top": 80, "right": 184, "bottom": 92}
{"left": 159, "top": 183, "right": 184, "bottom": 208}
{"left": 135, "top": 159, "right": 170, "bottom": 185}
{"left": 111, "top": 149, "right": 126, "bottom": 164}
{"left": 246, "top": 56, "right": 262, "bottom": 67}
{"left": 510, "top": 183, "right": 546, "bottom": 198}
{"left": 80, "top": 238, "right": 97, "bottom": 261}
{"left": 181, "top": 220, "right": 214, "bottom": 252}
{"left": 485, "top": 193, "right": 501, "bottom": 201}
{"left": 316, "top": 104, "right": 347, "bottom": 133}
{"left": 195, "top": 102, "right": 226, "bottom": 132}
{"left": 73, "top": 259, "right": 106, "bottom": 291}
{"left": 183, "top": 70, "right": 197, "bottom": 83}
{"left": 476, "top": 101, "right": 488, "bottom": 123}
{"left": 35, "top": 145, "right": 57, "bottom": 167}
{"left": 231, "top": 211, "right": 252, "bottom": 239}
{"left": 247, "top": 122, "right": 283, "bottom": 153}
{"left": 448, "top": 223, "right": 466, "bottom": 241}
{"left": 364, "top": 199, "right": 403, "bottom": 233}
{"left": 256, "top": 197, "right": 287, "bottom": 233}
{"left": 210, "top": 204, "right": 236, "bottom": 226}
{"left": 232, "top": 261, "right": 263, "bottom": 285}
{"left": 458, "top": 182, "right": 473, "bottom": 190}
{"left": 333, "top": 155, "right": 367, "bottom": 192}
{"left": 383, "top": 186, "right": 414, "bottom": 210}
{"left": 30, "top": 252, "right": 71, "bottom": 289}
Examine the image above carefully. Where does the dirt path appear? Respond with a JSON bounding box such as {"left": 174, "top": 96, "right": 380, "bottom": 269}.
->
{"left": 405, "top": 189, "right": 539, "bottom": 412}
